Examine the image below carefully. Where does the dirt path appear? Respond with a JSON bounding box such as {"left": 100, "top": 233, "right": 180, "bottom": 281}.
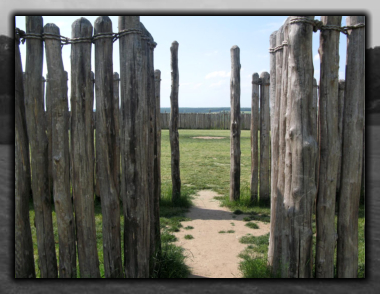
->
{"left": 173, "top": 190, "right": 270, "bottom": 278}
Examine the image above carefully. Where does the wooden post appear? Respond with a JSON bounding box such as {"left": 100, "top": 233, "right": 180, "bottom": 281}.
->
{"left": 44, "top": 23, "right": 77, "bottom": 278}
{"left": 260, "top": 72, "right": 271, "bottom": 205}
{"left": 337, "top": 16, "right": 365, "bottom": 278}
{"left": 250, "top": 73, "right": 259, "bottom": 203}
{"left": 119, "top": 16, "right": 150, "bottom": 278}
{"left": 24, "top": 16, "right": 58, "bottom": 278}
{"left": 230, "top": 45, "right": 241, "bottom": 201}
{"left": 268, "top": 28, "right": 280, "bottom": 271}
{"left": 113, "top": 72, "right": 120, "bottom": 198}
{"left": 15, "top": 30, "right": 35, "bottom": 278}
{"left": 313, "top": 78, "right": 319, "bottom": 190}
{"left": 283, "top": 16, "right": 317, "bottom": 278}
{"left": 71, "top": 17, "right": 100, "bottom": 278}
{"left": 94, "top": 16, "right": 122, "bottom": 278}
{"left": 140, "top": 22, "right": 155, "bottom": 275}
{"left": 315, "top": 16, "right": 342, "bottom": 278}
{"left": 170, "top": 41, "right": 181, "bottom": 203}
{"left": 336, "top": 79, "right": 345, "bottom": 194}
{"left": 45, "top": 73, "right": 53, "bottom": 199}
{"left": 154, "top": 69, "right": 162, "bottom": 255}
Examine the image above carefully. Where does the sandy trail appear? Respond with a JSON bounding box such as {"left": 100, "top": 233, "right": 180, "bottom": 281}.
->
{"left": 173, "top": 190, "right": 270, "bottom": 278}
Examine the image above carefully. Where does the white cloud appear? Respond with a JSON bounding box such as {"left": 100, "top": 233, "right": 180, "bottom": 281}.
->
{"left": 210, "top": 80, "right": 225, "bottom": 88}
{"left": 205, "top": 50, "right": 218, "bottom": 56}
{"left": 193, "top": 83, "right": 203, "bottom": 89}
{"left": 205, "top": 70, "right": 230, "bottom": 79}
{"left": 314, "top": 54, "right": 320, "bottom": 61}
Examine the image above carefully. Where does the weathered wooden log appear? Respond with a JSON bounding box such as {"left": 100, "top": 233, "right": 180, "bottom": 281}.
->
{"left": 250, "top": 73, "right": 259, "bottom": 203}
{"left": 94, "top": 16, "right": 122, "bottom": 278}
{"left": 170, "top": 41, "right": 181, "bottom": 203}
{"left": 337, "top": 15, "right": 365, "bottom": 278}
{"left": 71, "top": 17, "right": 100, "bottom": 278}
{"left": 260, "top": 72, "right": 271, "bottom": 205}
{"left": 44, "top": 22, "right": 77, "bottom": 278}
{"left": 230, "top": 45, "right": 241, "bottom": 201}
{"left": 44, "top": 74, "right": 53, "bottom": 199}
{"left": 283, "top": 16, "right": 317, "bottom": 278}
{"left": 268, "top": 28, "right": 281, "bottom": 271}
{"left": 15, "top": 30, "right": 35, "bottom": 279}
{"left": 140, "top": 22, "right": 155, "bottom": 275}
{"left": 315, "top": 16, "right": 342, "bottom": 278}
{"left": 113, "top": 72, "right": 120, "bottom": 198}
{"left": 119, "top": 16, "right": 151, "bottom": 278}
{"left": 24, "top": 16, "right": 58, "bottom": 278}
{"left": 154, "top": 69, "right": 162, "bottom": 257}
{"left": 336, "top": 79, "right": 345, "bottom": 194}
{"left": 313, "top": 78, "right": 319, "bottom": 193}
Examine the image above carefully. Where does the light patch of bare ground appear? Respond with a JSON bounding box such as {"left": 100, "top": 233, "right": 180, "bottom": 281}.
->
{"left": 191, "top": 137, "right": 225, "bottom": 139}
{"left": 174, "top": 190, "right": 270, "bottom": 278}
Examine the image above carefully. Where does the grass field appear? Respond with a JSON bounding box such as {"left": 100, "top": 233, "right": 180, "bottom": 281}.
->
{"left": 27, "top": 129, "right": 365, "bottom": 278}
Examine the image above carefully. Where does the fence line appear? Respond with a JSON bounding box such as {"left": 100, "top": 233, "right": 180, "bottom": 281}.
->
{"left": 268, "top": 15, "right": 365, "bottom": 279}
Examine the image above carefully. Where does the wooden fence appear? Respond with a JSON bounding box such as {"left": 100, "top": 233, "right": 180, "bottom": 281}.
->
{"left": 161, "top": 112, "right": 251, "bottom": 130}
{"left": 15, "top": 16, "right": 160, "bottom": 278}
{"left": 267, "top": 16, "right": 365, "bottom": 279}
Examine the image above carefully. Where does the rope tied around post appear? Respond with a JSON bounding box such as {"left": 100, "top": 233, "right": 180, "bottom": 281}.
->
{"left": 289, "top": 17, "right": 365, "bottom": 35}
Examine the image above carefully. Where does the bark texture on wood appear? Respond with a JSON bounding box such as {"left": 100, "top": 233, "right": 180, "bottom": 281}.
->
{"left": 260, "top": 72, "right": 271, "bottom": 204}
{"left": 113, "top": 72, "right": 120, "bottom": 198}
{"left": 283, "top": 16, "right": 317, "bottom": 278}
{"left": 169, "top": 41, "right": 181, "bottom": 203}
{"left": 337, "top": 16, "right": 365, "bottom": 278}
{"left": 119, "top": 16, "right": 150, "bottom": 278}
{"left": 24, "top": 16, "right": 58, "bottom": 278}
{"left": 250, "top": 73, "right": 259, "bottom": 203}
{"left": 15, "top": 32, "right": 35, "bottom": 278}
{"left": 268, "top": 28, "right": 282, "bottom": 271}
{"left": 315, "top": 16, "right": 342, "bottom": 278}
{"left": 230, "top": 45, "right": 241, "bottom": 201}
{"left": 336, "top": 79, "right": 345, "bottom": 194}
{"left": 94, "top": 16, "right": 122, "bottom": 278}
{"left": 71, "top": 17, "right": 100, "bottom": 278}
{"left": 44, "top": 23, "right": 77, "bottom": 278}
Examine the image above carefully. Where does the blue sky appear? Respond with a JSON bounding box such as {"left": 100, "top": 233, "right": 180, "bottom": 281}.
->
{"left": 15, "top": 15, "right": 348, "bottom": 109}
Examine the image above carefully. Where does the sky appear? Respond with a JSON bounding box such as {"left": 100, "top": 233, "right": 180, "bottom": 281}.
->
{"left": 15, "top": 15, "right": 349, "bottom": 109}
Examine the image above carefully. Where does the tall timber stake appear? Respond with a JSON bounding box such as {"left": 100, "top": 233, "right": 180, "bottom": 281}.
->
{"left": 119, "top": 16, "right": 150, "bottom": 278}
{"left": 113, "top": 72, "right": 120, "bottom": 198}
{"left": 260, "top": 72, "right": 271, "bottom": 205}
{"left": 24, "top": 16, "right": 58, "bottom": 278}
{"left": 250, "top": 73, "right": 259, "bottom": 203}
{"left": 268, "top": 28, "right": 281, "bottom": 272}
{"left": 336, "top": 79, "right": 345, "bottom": 195}
{"left": 170, "top": 41, "right": 181, "bottom": 203}
{"left": 154, "top": 69, "right": 162, "bottom": 256}
{"left": 337, "top": 16, "right": 365, "bottom": 278}
{"left": 44, "top": 22, "right": 77, "bottom": 278}
{"left": 140, "top": 22, "right": 156, "bottom": 273}
{"left": 283, "top": 16, "right": 317, "bottom": 278}
{"left": 94, "top": 16, "right": 122, "bottom": 278}
{"left": 315, "top": 16, "right": 342, "bottom": 278}
{"left": 71, "top": 17, "right": 100, "bottom": 278}
{"left": 15, "top": 30, "right": 35, "bottom": 278}
{"left": 230, "top": 45, "right": 241, "bottom": 201}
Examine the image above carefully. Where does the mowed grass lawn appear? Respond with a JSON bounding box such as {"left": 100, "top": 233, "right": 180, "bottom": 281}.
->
{"left": 27, "top": 129, "right": 364, "bottom": 278}
{"left": 160, "top": 129, "right": 254, "bottom": 196}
